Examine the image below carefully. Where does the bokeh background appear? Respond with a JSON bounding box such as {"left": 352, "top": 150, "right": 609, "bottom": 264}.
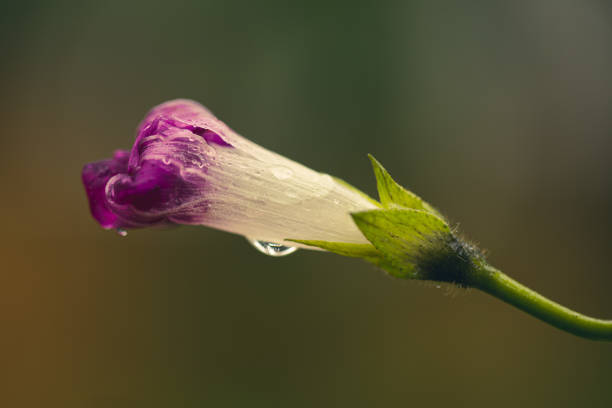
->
{"left": 2, "top": 1, "right": 612, "bottom": 407}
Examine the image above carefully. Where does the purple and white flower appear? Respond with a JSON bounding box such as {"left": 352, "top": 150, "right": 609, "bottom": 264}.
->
{"left": 82, "top": 99, "right": 378, "bottom": 248}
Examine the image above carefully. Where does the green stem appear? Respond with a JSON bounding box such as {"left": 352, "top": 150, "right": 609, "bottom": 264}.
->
{"left": 469, "top": 260, "right": 612, "bottom": 341}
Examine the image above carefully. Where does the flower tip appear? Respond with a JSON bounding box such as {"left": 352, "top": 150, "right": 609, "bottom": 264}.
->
{"left": 137, "top": 99, "right": 233, "bottom": 148}
{"left": 82, "top": 100, "right": 235, "bottom": 232}
{"left": 82, "top": 150, "right": 130, "bottom": 229}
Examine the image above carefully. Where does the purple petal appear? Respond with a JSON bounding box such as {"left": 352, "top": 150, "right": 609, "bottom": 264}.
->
{"left": 82, "top": 150, "right": 130, "bottom": 229}
{"left": 82, "top": 100, "right": 231, "bottom": 230}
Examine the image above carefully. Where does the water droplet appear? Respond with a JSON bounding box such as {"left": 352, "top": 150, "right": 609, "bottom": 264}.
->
{"left": 116, "top": 228, "right": 128, "bottom": 237}
{"left": 313, "top": 174, "right": 334, "bottom": 197}
{"left": 248, "top": 239, "right": 298, "bottom": 257}
{"left": 201, "top": 145, "right": 216, "bottom": 159}
{"left": 191, "top": 159, "right": 204, "bottom": 168}
{"left": 269, "top": 166, "right": 293, "bottom": 180}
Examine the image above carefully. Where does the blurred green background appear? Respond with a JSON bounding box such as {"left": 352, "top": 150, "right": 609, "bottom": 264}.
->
{"left": 2, "top": 1, "right": 612, "bottom": 407}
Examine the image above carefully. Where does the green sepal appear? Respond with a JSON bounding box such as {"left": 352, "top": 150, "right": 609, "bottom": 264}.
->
{"left": 368, "top": 154, "right": 441, "bottom": 217}
{"left": 351, "top": 208, "right": 452, "bottom": 279}
{"left": 288, "top": 239, "right": 405, "bottom": 277}
{"left": 288, "top": 240, "right": 379, "bottom": 258}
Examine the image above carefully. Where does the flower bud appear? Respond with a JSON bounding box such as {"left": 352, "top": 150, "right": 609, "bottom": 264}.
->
{"left": 82, "top": 99, "right": 378, "bottom": 247}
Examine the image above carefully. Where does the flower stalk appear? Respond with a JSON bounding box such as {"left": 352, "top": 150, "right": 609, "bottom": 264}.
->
{"left": 468, "top": 261, "right": 612, "bottom": 341}
{"left": 82, "top": 99, "right": 612, "bottom": 341}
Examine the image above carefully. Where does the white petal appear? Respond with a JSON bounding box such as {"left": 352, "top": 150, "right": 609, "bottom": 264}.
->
{"left": 198, "top": 132, "right": 378, "bottom": 247}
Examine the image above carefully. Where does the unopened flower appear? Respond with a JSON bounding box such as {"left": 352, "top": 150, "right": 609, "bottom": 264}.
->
{"left": 82, "top": 99, "right": 378, "bottom": 248}
{"left": 82, "top": 99, "right": 612, "bottom": 341}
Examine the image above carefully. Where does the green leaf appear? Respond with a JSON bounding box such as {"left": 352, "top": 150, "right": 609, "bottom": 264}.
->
{"left": 368, "top": 154, "right": 441, "bottom": 217}
{"left": 351, "top": 209, "right": 452, "bottom": 278}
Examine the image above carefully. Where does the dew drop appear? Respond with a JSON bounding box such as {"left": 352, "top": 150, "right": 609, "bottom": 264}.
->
{"left": 116, "top": 228, "right": 128, "bottom": 237}
{"left": 201, "top": 144, "right": 216, "bottom": 159}
{"left": 269, "top": 166, "right": 293, "bottom": 180}
{"left": 247, "top": 239, "right": 298, "bottom": 257}
{"left": 191, "top": 159, "right": 204, "bottom": 168}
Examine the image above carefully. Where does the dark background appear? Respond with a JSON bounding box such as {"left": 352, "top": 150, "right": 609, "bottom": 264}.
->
{"left": 2, "top": 1, "right": 612, "bottom": 407}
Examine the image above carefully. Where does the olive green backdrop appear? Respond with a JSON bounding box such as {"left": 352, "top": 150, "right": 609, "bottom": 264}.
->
{"left": 2, "top": 1, "right": 612, "bottom": 407}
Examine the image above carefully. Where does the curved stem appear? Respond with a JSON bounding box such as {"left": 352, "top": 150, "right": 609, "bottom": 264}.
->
{"left": 469, "top": 261, "right": 612, "bottom": 341}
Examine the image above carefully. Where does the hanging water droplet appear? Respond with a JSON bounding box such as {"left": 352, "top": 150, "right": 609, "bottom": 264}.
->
{"left": 248, "top": 239, "right": 298, "bottom": 257}
{"left": 116, "top": 228, "right": 128, "bottom": 237}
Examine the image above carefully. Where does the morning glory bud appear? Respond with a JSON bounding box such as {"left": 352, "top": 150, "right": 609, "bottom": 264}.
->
{"left": 82, "top": 99, "right": 379, "bottom": 248}
{"left": 82, "top": 99, "right": 612, "bottom": 341}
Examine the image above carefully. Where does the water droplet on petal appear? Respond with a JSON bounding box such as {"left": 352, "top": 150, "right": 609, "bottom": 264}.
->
{"left": 269, "top": 166, "right": 293, "bottom": 180}
{"left": 191, "top": 159, "right": 204, "bottom": 168}
{"left": 248, "top": 239, "right": 298, "bottom": 257}
{"left": 201, "top": 144, "right": 216, "bottom": 159}
{"left": 116, "top": 228, "right": 128, "bottom": 237}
